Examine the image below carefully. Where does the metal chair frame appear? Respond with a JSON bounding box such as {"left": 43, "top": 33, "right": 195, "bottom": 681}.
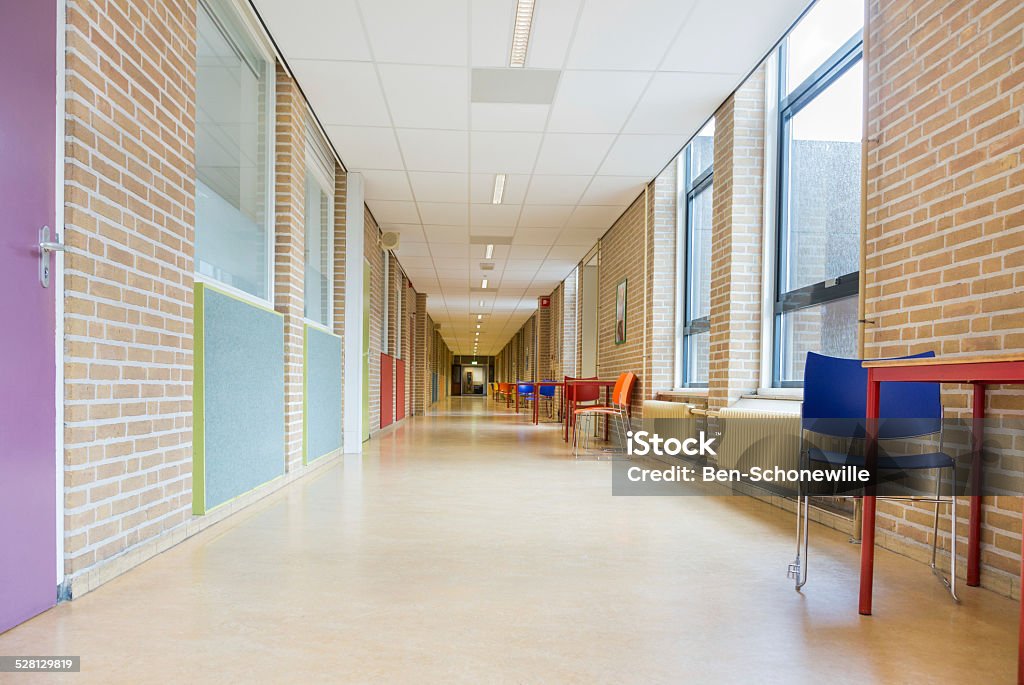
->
{"left": 572, "top": 374, "right": 635, "bottom": 458}
{"left": 788, "top": 352, "right": 958, "bottom": 602}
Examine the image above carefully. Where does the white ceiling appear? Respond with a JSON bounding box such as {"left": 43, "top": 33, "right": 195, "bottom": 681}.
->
{"left": 253, "top": 0, "right": 811, "bottom": 355}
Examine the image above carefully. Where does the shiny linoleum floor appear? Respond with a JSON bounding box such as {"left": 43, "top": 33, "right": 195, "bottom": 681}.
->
{"left": 0, "top": 398, "right": 1018, "bottom": 684}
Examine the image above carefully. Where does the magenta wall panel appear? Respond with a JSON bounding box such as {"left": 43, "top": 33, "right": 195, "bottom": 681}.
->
{"left": 0, "top": 0, "right": 58, "bottom": 631}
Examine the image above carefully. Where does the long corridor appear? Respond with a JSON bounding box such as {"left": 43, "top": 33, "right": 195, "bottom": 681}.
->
{"left": 0, "top": 399, "right": 1017, "bottom": 683}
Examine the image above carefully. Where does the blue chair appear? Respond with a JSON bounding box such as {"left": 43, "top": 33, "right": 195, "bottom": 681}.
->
{"left": 538, "top": 381, "right": 557, "bottom": 419}
{"left": 789, "top": 351, "right": 957, "bottom": 601}
{"left": 516, "top": 382, "right": 536, "bottom": 413}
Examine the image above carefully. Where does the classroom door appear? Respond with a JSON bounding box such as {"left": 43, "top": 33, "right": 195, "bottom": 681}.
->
{"left": 0, "top": 0, "right": 59, "bottom": 632}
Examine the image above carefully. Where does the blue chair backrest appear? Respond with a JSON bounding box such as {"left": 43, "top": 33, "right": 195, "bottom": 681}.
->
{"left": 517, "top": 382, "right": 534, "bottom": 395}
{"left": 802, "top": 351, "right": 941, "bottom": 439}
{"left": 539, "top": 382, "right": 556, "bottom": 398}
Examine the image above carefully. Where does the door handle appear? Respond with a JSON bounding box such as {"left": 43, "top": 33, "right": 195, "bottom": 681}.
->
{"left": 38, "top": 225, "right": 63, "bottom": 288}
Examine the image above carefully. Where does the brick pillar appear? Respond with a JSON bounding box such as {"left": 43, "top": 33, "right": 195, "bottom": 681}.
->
{"left": 386, "top": 254, "right": 397, "bottom": 356}
{"left": 537, "top": 295, "right": 551, "bottom": 380}
{"left": 562, "top": 272, "right": 578, "bottom": 378}
{"left": 648, "top": 166, "right": 678, "bottom": 397}
{"left": 332, "top": 171, "right": 347, "bottom": 421}
{"left": 708, "top": 65, "right": 765, "bottom": 410}
{"left": 273, "top": 66, "right": 306, "bottom": 470}
{"left": 413, "top": 292, "right": 428, "bottom": 415}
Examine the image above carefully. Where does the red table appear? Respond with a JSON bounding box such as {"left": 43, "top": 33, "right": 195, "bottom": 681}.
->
{"left": 512, "top": 381, "right": 570, "bottom": 425}
{"left": 513, "top": 381, "right": 562, "bottom": 422}
{"left": 861, "top": 353, "right": 1024, "bottom": 682}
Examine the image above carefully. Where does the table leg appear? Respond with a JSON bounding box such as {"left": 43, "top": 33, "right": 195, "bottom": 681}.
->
{"left": 604, "top": 387, "right": 610, "bottom": 440}
{"left": 534, "top": 385, "right": 540, "bottom": 425}
{"left": 968, "top": 383, "right": 985, "bottom": 587}
{"left": 515, "top": 390, "right": 519, "bottom": 414}
{"left": 1019, "top": 528, "right": 1024, "bottom": 684}
{"left": 860, "top": 374, "right": 881, "bottom": 616}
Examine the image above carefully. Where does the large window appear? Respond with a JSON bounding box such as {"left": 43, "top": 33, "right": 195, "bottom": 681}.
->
{"left": 195, "top": 0, "right": 274, "bottom": 301}
{"left": 774, "top": 0, "right": 863, "bottom": 386}
{"left": 305, "top": 122, "right": 335, "bottom": 326}
{"left": 678, "top": 119, "right": 715, "bottom": 387}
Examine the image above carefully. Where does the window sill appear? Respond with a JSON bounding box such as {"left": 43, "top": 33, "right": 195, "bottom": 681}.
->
{"left": 657, "top": 389, "right": 709, "bottom": 402}
{"left": 746, "top": 388, "right": 803, "bottom": 402}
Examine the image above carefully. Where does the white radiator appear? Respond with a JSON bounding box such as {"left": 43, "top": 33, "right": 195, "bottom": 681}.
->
{"left": 714, "top": 407, "right": 802, "bottom": 474}
{"left": 642, "top": 400, "right": 698, "bottom": 420}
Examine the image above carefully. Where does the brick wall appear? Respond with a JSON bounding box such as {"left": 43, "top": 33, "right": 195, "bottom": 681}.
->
{"left": 596, "top": 193, "right": 649, "bottom": 418}
{"left": 273, "top": 66, "right": 305, "bottom": 471}
{"left": 364, "top": 208, "right": 383, "bottom": 433}
{"left": 413, "top": 292, "right": 428, "bottom": 414}
{"left": 708, "top": 66, "right": 765, "bottom": 409}
{"left": 864, "top": 0, "right": 1024, "bottom": 596}
{"left": 62, "top": 0, "right": 196, "bottom": 584}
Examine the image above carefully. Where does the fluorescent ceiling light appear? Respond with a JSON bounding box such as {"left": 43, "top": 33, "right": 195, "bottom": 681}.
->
{"left": 476, "top": 324, "right": 481, "bottom": 329}
{"left": 477, "top": 314, "right": 483, "bottom": 320}
{"left": 509, "top": 0, "right": 536, "bottom": 67}
{"left": 485, "top": 243, "right": 495, "bottom": 259}
{"left": 481, "top": 278, "right": 488, "bottom": 289}
{"left": 491, "top": 176, "right": 505, "bottom": 205}
{"left": 480, "top": 300, "right": 486, "bottom": 307}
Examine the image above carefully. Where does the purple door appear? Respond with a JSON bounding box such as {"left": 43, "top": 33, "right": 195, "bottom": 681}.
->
{"left": 0, "top": 0, "right": 58, "bottom": 632}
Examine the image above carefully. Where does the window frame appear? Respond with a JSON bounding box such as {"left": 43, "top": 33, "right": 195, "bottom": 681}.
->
{"left": 194, "top": 0, "right": 277, "bottom": 306}
{"left": 772, "top": 28, "right": 864, "bottom": 388}
{"left": 678, "top": 130, "right": 714, "bottom": 389}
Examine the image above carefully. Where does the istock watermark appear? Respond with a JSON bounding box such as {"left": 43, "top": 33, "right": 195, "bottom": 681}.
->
{"left": 608, "top": 415, "right": 1024, "bottom": 497}
{"left": 626, "top": 430, "right": 718, "bottom": 457}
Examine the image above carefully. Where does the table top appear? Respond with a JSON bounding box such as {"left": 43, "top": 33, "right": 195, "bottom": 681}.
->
{"left": 862, "top": 352, "right": 1024, "bottom": 384}
{"left": 863, "top": 352, "right": 1024, "bottom": 368}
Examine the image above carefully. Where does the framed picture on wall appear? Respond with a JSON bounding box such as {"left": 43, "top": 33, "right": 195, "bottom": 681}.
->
{"left": 615, "top": 278, "right": 627, "bottom": 345}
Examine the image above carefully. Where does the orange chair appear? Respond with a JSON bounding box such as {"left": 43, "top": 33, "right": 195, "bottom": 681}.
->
{"left": 497, "top": 382, "right": 515, "bottom": 408}
{"left": 572, "top": 372, "right": 637, "bottom": 457}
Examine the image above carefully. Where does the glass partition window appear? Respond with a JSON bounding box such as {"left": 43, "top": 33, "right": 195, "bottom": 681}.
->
{"left": 304, "top": 127, "right": 335, "bottom": 326}
{"left": 195, "top": 0, "right": 274, "bottom": 301}
{"left": 774, "top": 0, "right": 863, "bottom": 386}
{"left": 679, "top": 119, "right": 715, "bottom": 387}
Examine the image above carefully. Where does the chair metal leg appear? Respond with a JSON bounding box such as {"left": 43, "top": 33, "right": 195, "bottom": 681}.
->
{"left": 930, "top": 467, "right": 959, "bottom": 602}
{"left": 788, "top": 491, "right": 810, "bottom": 590}
{"left": 788, "top": 444, "right": 809, "bottom": 589}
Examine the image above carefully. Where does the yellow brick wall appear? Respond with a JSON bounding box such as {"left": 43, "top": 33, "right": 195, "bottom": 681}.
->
{"left": 62, "top": 0, "right": 197, "bottom": 581}
{"left": 864, "top": 0, "right": 1024, "bottom": 597}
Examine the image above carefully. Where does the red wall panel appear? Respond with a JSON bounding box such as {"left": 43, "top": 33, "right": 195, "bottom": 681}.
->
{"left": 380, "top": 354, "right": 394, "bottom": 429}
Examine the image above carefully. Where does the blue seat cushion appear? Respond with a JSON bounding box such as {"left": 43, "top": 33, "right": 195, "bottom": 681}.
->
{"left": 808, "top": 447, "right": 954, "bottom": 470}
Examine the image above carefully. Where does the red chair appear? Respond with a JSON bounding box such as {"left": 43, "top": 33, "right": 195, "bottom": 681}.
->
{"left": 563, "top": 376, "right": 600, "bottom": 441}
{"left": 573, "top": 372, "right": 637, "bottom": 456}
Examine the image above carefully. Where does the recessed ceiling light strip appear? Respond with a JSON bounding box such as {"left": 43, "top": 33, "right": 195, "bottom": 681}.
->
{"left": 491, "top": 175, "right": 506, "bottom": 205}
{"left": 509, "top": 0, "right": 536, "bottom": 67}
